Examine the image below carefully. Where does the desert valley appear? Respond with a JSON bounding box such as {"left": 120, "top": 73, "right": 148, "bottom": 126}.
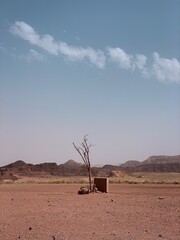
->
{"left": 0, "top": 155, "right": 180, "bottom": 240}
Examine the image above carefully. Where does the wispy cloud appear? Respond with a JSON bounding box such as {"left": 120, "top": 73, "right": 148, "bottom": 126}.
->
{"left": 58, "top": 42, "right": 106, "bottom": 68}
{"left": 26, "top": 49, "right": 45, "bottom": 62}
{"left": 135, "top": 54, "right": 149, "bottom": 78}
{"left": 9, "top": 21, "right": 180, "bottom": 83}
{"left": 107, "top": 47, "right": 134, "bottom": 70}
{"left": 107, "top": 47, "right": 180, "bottom": 83}
{"left": 75, "top": 36, "right": 81, "bottom": 42}
{"left": 107, "top": 47, "right": 149, "bottom": 77}
{"left": 152, "top": 52, "right": 180, "bottom": 83}
{"left": 9, "top": 21, "right": 106, "bottom": 68}
{"left": 0, "top": 42, "right": 7, "bottom": 54}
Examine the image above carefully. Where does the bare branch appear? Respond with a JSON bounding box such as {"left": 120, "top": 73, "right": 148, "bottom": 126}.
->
{"left": 73, "top": 135, "right": 93, "bottom": 192}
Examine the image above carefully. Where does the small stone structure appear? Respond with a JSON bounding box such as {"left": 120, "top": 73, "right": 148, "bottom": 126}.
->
{"left": 94, "top": 177, "right": 109, "bottom": 193}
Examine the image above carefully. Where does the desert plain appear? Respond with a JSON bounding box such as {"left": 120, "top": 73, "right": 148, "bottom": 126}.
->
{"left": 0, "top": 183, "right": 179, "bottom": 240}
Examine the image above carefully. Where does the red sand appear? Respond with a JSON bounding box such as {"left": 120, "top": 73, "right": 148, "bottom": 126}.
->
{"left": 0, "top": 184, "right": 179, "bottom": 240}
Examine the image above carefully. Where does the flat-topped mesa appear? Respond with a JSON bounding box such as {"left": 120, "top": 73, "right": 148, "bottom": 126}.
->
{"left": 143, "top": 155, "right": 180, "bottom": 164}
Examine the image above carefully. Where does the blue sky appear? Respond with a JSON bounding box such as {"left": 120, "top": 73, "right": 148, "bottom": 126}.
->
{"left": 0, "top": 0, "right": 180, "bottom": 166}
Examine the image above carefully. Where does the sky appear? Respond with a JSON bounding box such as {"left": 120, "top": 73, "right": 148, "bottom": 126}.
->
{"left": 0, "top": 0, "right": 180, "bottom": 167}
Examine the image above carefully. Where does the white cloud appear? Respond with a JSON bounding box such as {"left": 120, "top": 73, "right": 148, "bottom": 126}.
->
{"left": 135, "top": 54, "right": 149, "bottom": 77}
{"left": 152, "top": 52, "right": 180, "bottom": 83}
{"left": 10, "top": 21, "right": 40, "bottom": 45}
{"left": 26, "top": 49, "right": 45, "bottom": 62}
{"left": 85, "top": 48, "right": 106, "bottom": 69}
{"left": 9, "top": 21, "right": 106, "bottom": 68}
{"left": 58, "top": 42, "right": 106, "bottom": 68}
{"left": 9, "top": 21, "right": 180, "bottom": 83}
{"left": 107, "top": 48, "right": 180, "bottom": 83}
{"left": 107, "top": 47, "right": 134, "bottom": 70}
{"left": 107, "top": 48, "right": 150, "bottom": 77}
{"left": 39, "top": 34, "right": 59, "bottom": 55}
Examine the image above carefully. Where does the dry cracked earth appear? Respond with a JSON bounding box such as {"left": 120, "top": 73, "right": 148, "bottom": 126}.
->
{"left": 0, "top": 184, "right": 179, "bottom": 240}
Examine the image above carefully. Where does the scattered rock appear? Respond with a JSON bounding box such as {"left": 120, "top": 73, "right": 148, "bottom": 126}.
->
{"left": 159, "top": 234, "right": 162, "bottom": 237}
{"left": 111, "top": 199, "right": 114, "bottom": 202}
{"left": 29, "top": 227, "right": 32, "bottom": 231}
{"left": 158, "top": 197, "right": 164, "bottom": 200}
{"left": 52, "top": 236, "right": 55, "bottom": 240}
{"left": 78, "top": 187, "right": 90, "bottom": 194}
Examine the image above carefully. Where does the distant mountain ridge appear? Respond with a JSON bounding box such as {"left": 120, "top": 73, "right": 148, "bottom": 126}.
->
{"left": 0, "top": 155, "right": 180, "bottom": 180}
{"left": 119, "top": 155, "right": 180, "bottom": 173}
{"left": 120, "top": 160, "right": 140, "bottom": 168}
{"left": 143, "top": 155, "right": 180, "bottom": 164}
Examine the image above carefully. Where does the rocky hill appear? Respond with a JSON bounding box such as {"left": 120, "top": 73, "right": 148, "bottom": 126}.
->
{"left": 119, "top": 155, "right": 180, "bottom": 173}
{"left": 0, "top": 155, "right": 180, "bottom": 180}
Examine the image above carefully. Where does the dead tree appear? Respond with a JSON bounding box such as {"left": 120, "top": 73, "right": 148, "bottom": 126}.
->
{"left": 73, "top": 135, "right": 92, "bottom": 192}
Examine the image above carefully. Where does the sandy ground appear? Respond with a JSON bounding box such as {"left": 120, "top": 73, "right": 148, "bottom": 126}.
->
{"left": 0, "top": 184, "right": 179, "bottom": 240}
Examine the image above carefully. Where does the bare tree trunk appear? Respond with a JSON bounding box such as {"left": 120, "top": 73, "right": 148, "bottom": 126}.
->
{"left": 88, "top": 165, "right": 92, "bottom": 192}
